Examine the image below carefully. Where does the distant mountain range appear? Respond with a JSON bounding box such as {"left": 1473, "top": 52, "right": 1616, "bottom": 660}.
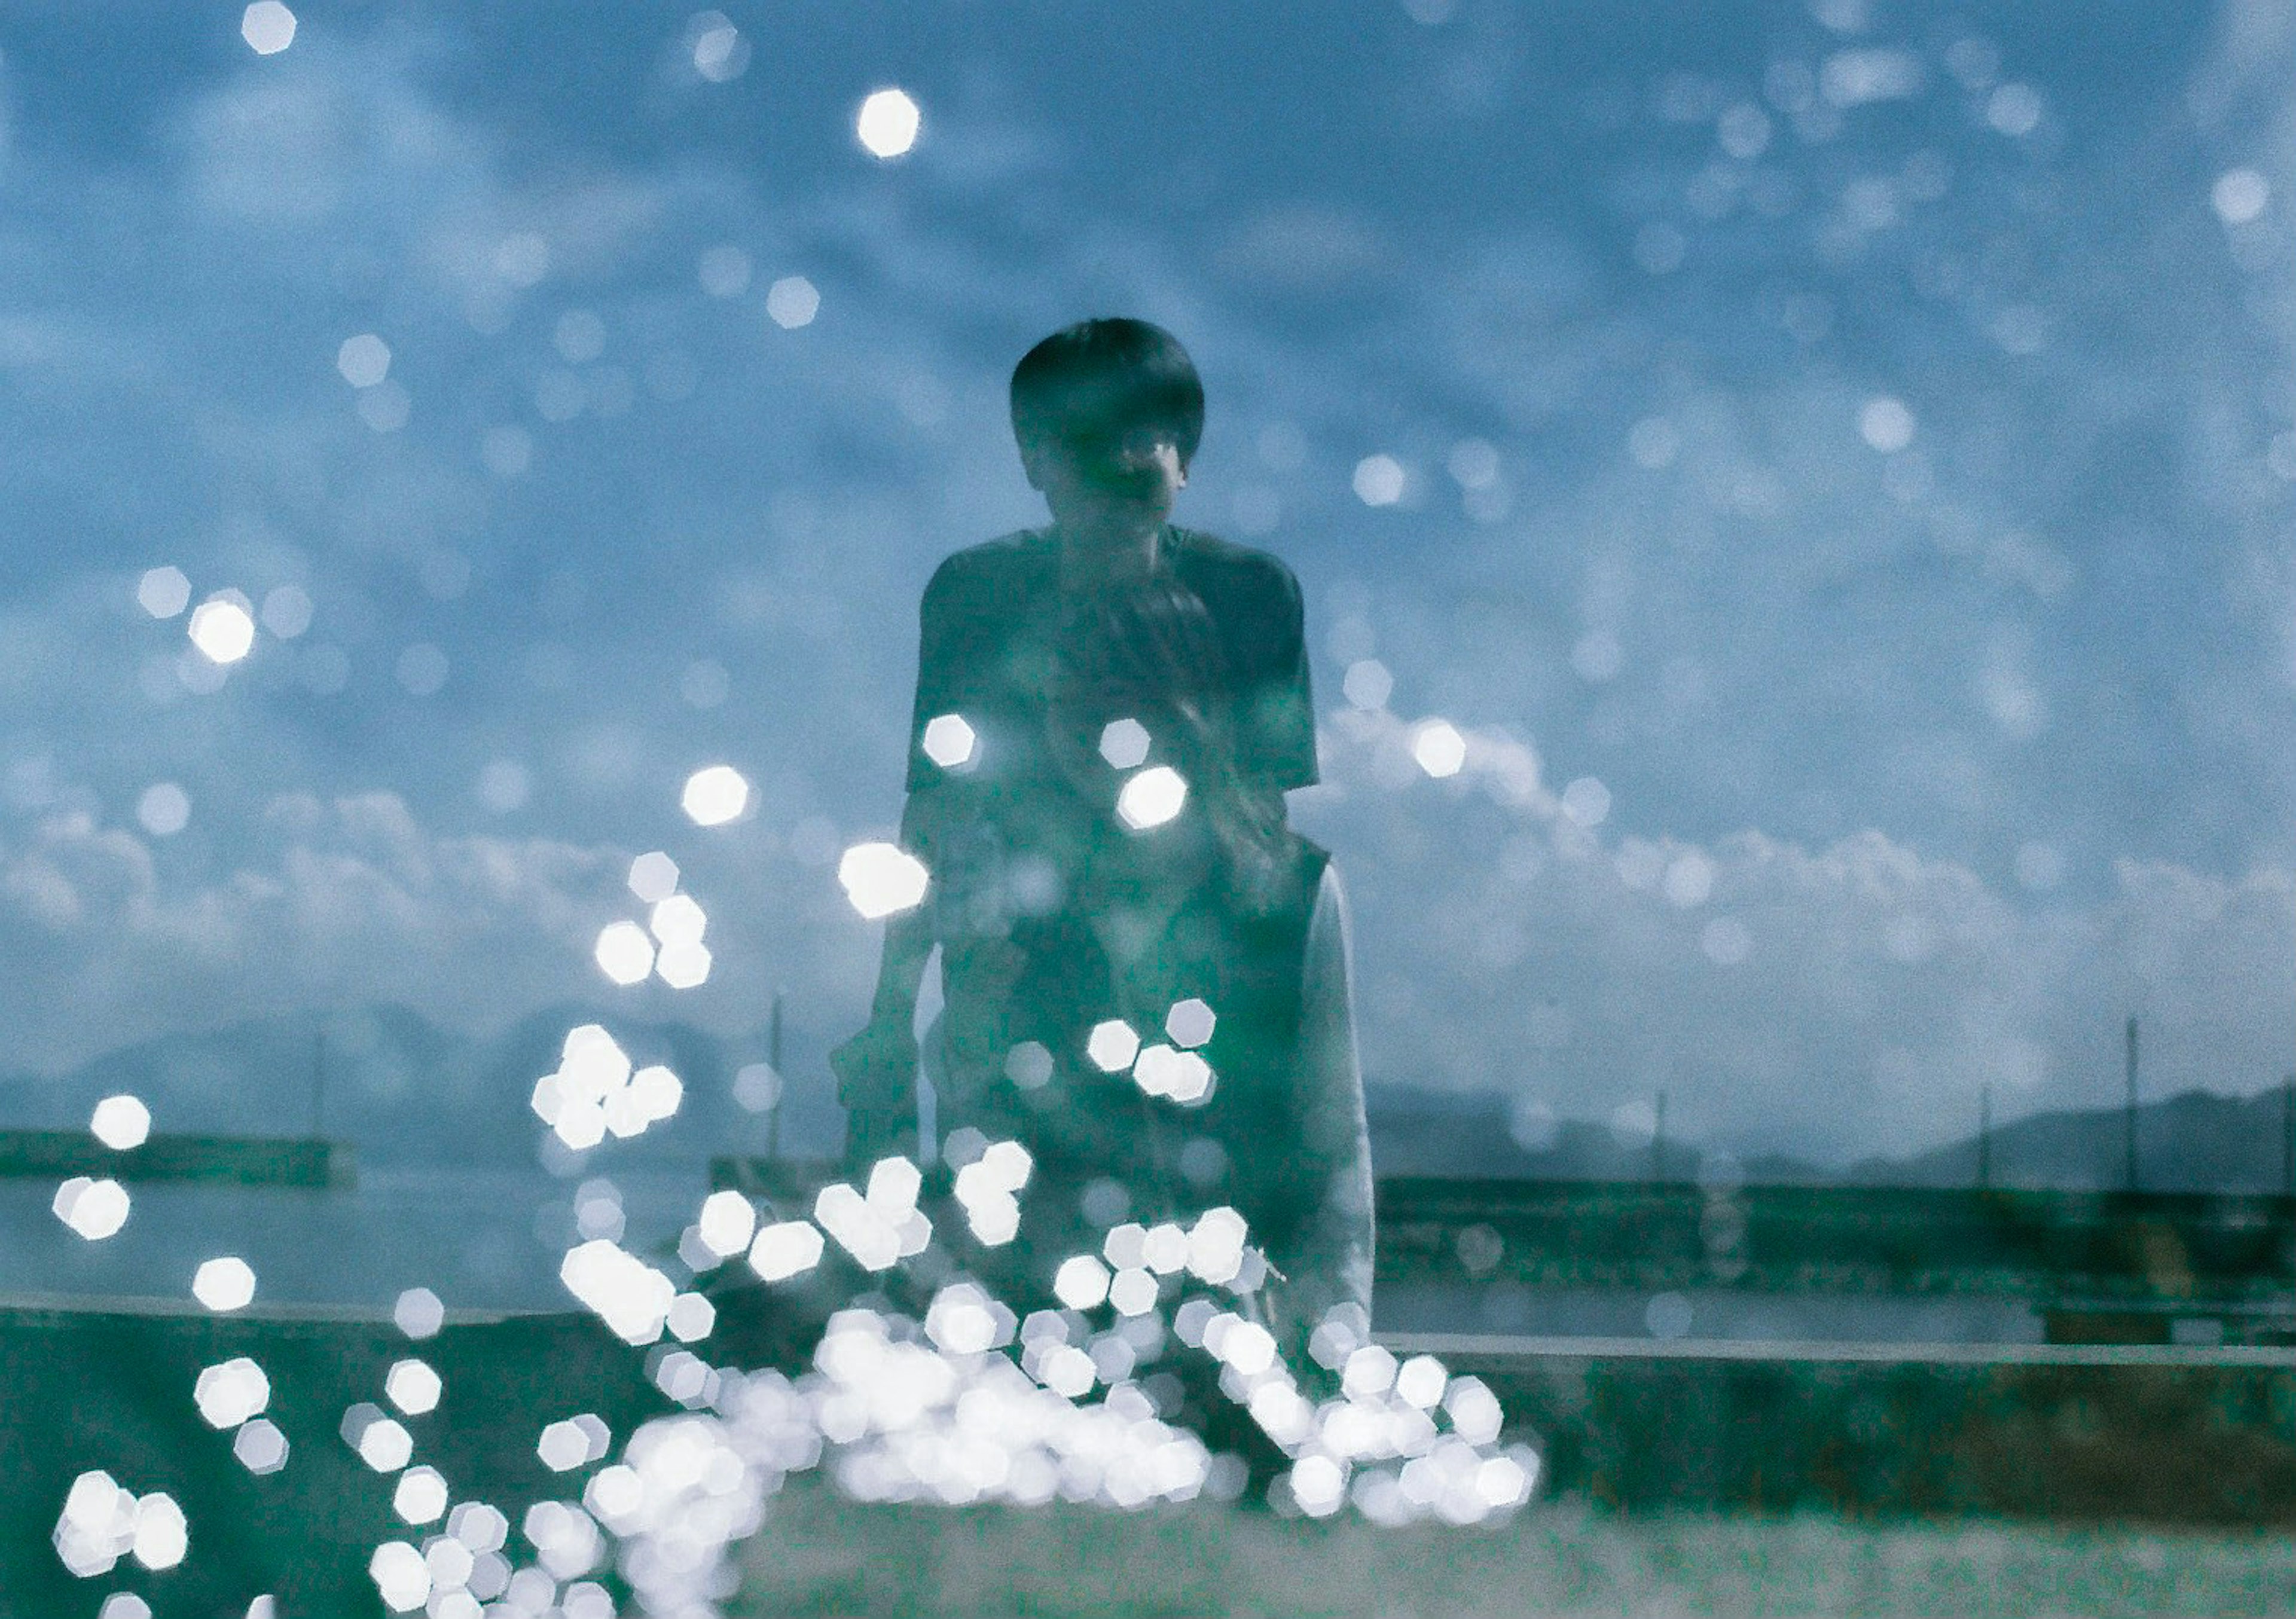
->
{"left": 5, "top": 1006, "right": 2293, "bottom": 1194}
{"left": 1367, "top": 1081, "right": 2296, "bottom": 1195}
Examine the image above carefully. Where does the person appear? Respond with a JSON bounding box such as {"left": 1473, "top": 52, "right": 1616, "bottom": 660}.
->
{"left": 832, "top": 317, "right": 1372, "bottom": 1370}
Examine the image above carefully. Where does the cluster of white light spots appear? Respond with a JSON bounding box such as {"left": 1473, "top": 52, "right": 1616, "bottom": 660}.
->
{"left": 837, "top": 841, "right": 931, "bottom": 920}
{"left": 240, "top": 2, "right": 296, "bottom": 55}
{"left": 342, "top": 1403, "right": 415, "bottom": 1472}
{"left": 560, "top": 1239, "right": 680, "bottom": 1346}
{"left": 136, "top": 566, "right": 191, "bottom": 619}
{"left": 856, "top": 88, "right": 922, "bottom": 158}
{"left": 386, "top": 1358, "right": 442, "bottom": 1416}
{"left": 188, "top": 592, "right": 258, "bottom": 664}
{"left": 530, "top": 1025, "right": 683, "bottom": 1149}
{"left": 1352, "top": 454, "right": 1406, "bottom": 506}
{"left": 1410, "top": 719, "right": 1467, "bottom": 779}
{"left": 582, "top": 1410, "right": 793, "bottom": 1614}
{"left": 947, "top": 1134, "right": 1032, "bottom": 1245}
{"left": 53, "top": 1473, "right": 186, "bottom": 1578}
{"left": 88, "top": 1094, "right": 151, "bottom": 1150}
{"left": 646, "top": 894, "right": 712, "bottom": 988}
{"left": 811, "top": 1158, "right": 933, "bottom": 1273}
{"left": 193, "top": 1357, "right": 270, "bottom": 1429}
{"left": 538, "top": 1413, "right": 613, "bottom": 1473}
{"left": 920, "top": 712, "right": 976, "bottom": 769}
{"left": 1082, "top": 1015, "right": 1214, "bottom": 1104}
{"left": 680, "top": 763, "right": 751, "bottom": 826}
{"left": 53, "top": 1177, "right": 131, "bottom": 1241}
{"left": 765, "top": 276, "right": 820, "bottom": 329}
{"left": 1097, "top": 717, "right": 1150, "bottom": 769}
{"left": 192, "top": 1256, "right": 257, "bottom": 1312}
{"left": 1116, "top": 765, "right": 1189, "bottom": 830}
{"left": 811, "top": 1307, "right": 1211, "bottom": 1513}
{"left": 1131, "top": 1042, "right": 1215, "bottom": 1105}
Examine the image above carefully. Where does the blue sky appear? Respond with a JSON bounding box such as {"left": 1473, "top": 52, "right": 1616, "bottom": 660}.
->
{"left": 1, "top": 0, "right": 2291, "bottom": 1162}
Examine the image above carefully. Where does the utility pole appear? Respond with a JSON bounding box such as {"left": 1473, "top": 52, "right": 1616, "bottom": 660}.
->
{"left": 2123, "top": 1016, "right": 2140, "bottom": 1194}
{"left": 1977, "top": 1084, "right": 1992, "bottom": 1190}
{"left": 765, "top": 989, "right": 785, "bottom": 1162}
{"left": 312, "top": 1024, "right": 327, "bottom": 1140}
{"left": 1651, "top": 1089, "right": 1668, "bottom": 1184}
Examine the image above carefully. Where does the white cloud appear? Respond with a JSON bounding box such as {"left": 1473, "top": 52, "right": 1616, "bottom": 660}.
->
{"left": 1306, "top": 709, "right": 2296, "bottom": 1162}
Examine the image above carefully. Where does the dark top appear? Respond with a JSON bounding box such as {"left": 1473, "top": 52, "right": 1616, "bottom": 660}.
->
{"left": 905, "top": 526, "right": 1318, "bottom": 798}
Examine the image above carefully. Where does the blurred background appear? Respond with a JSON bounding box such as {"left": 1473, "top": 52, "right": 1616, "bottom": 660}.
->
{"left": 1, "top": 0, "right": 2292, "bottom": 1310}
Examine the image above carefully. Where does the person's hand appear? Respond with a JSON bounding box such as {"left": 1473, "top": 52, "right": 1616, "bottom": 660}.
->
{"left": 831, "top": 1018, "right": 919, "bottom": 1172}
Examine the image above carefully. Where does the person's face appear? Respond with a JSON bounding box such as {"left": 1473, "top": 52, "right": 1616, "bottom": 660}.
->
{"left": 1025, "top": 423, "right": 1189, "bottom": 549}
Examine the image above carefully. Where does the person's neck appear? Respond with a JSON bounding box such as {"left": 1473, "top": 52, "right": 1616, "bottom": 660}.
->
{"left": 1055, "top": 517, "right": 1164, "bottom": 592}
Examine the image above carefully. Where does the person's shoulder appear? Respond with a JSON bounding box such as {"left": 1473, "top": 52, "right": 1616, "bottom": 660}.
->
{"left": 1168, "top": 527, "right": 1302, "bottom": 602}
{"left": 924, "top": 529, "right": 1053, "bottom": 608}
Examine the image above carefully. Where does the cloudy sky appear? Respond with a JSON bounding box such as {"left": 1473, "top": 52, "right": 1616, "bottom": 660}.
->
{"left": 1, "top": 0, "right": 2291, "bottom": 1163}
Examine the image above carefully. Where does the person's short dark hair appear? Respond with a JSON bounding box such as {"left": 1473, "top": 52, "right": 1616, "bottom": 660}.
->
{"left": 1009, "top": 317, "right": 1205, "bottom": 469}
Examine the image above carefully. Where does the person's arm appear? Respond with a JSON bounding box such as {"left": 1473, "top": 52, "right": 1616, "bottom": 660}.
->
{"left": 833, "top": 556, "right": 967, "bottom": 1168}
{"left": 1263, "top": 864, "right": 1376, "bottom": 1360}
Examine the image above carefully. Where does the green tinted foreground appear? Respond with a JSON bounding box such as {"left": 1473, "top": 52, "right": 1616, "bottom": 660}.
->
{"left": 736, "top": 1488, "right": 2296, "bottom": 1618}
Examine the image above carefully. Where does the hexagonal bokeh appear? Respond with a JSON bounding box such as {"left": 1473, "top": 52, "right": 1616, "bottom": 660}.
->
{"left": 88, "top": 1093, "right": 152, "bottom": 1150}
{"left": 233, "top": 1419, "right": 289, "bottom": 1474}
{"left": 1085, "top": 1019, "right": 1141, "bottom": 1073}
{"left": 1098, "top": 717, "right": 1150, "bottom": 769}
{"left": 393, "top": 1287, "right": 445, "bottom": 1340}
{"left": 193, "top": 1357, "right": 270, "bottom": 1429}
{"left": 920, "top": 712, "right": 977, "bottom": 769}
{"left": 386, "top": 1358, "right": 442, "bottom": 1416}
{"left": 1115, "top": 766, "right": 1188, "bottom": 830}
{"left": 191, "top": 1256, "right": 257, "bottom": 1312}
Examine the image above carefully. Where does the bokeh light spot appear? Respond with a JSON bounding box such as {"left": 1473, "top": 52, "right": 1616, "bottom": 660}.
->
{"left": 1098, "top": 717, "right": 1151, "bottom": 769}
{"left": 921, "top": 713, "right": 977, "bottom": 769}
{"left": 628, "top": 851, "right": 679, "bottom": 903}
{"left": 393, "top": 1287, "right": 445, "bottom": 1340}
{"left": 766, "top": 277, "right": 820, "bottom": 329}
{"left": 682, "top": 765, "right": 751, "bottom": 825}
{"left": 54, "top": 1177, "right": 131, "bottom": 1241}
{"left": 136, "top": 783, "right": 190, "bottom": 838}
{"left": 857, "top": 88, "right": 923, "bottom": 158}
{"left": 137, "top": 567, "right": 191, "bottom": 619}
{"left": 240, "top": 2, "right": 296, "bottom": 56}
{"left": 90, "top": 1095, "right": 151, "bottom": 1150}
{"left": 1352, "top": 454, "right": 1406, "bottom": 506}
{"left": 337, "top": 334, "right": 391, "bottom": 388}
{"left": 594, "top": 921, "right": 655, "bottom": 986}
{"left": 386, "top": 1358, "right": 442, "bottom": 1416}
{"left": 1086, "top": 1020, "right": 1141, "bottom": 1073}
{"left": 838, "top": 841, "right": 931, "bottom": 919}
{"left": 1116, "top": 766, "right": 1188, "bottom": 830}
{"left": 188, "top": 596, "right": 256, "bottom": 664}
{"left": 193, "top": 1257, "right": 257, "bottom": 1312}
{"left": 1412, "top": 720, "right": 1467, "bottom": 778}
